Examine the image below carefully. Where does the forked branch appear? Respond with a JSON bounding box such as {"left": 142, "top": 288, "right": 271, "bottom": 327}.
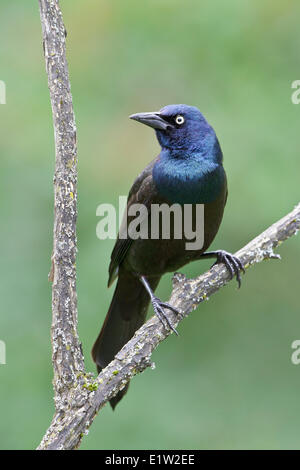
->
{"left": 38, "top": 0, "right": 300, "bottom": 452}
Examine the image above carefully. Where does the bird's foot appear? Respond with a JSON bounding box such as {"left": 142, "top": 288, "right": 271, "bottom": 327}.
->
{"left": 139, "top": 275, "right": 179, "bottom": 334}
{"left": 151, "top": 297, "right": 179, "bottom": 335}
{"left": 212, "top": 250, "right": 245, "bottom": 288}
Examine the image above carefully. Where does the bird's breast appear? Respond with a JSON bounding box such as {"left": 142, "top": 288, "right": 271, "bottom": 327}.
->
{"left": 152, "top": 155, "right": 226, "bottom": 204}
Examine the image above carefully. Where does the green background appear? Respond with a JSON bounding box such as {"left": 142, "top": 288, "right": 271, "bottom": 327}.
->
{"left": 0, "top": 0, "right": 299, "bottom": 450}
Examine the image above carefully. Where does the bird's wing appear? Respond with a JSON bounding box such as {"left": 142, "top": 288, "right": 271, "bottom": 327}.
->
{"left": 108, "top": 158, "right": 158, "bottom": 287}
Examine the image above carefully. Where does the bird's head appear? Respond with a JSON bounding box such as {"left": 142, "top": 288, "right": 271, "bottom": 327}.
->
{"left": 130, "top": 104, "right": 215, "bottom": 153}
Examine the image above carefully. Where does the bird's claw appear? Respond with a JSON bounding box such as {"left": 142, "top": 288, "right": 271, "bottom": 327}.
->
{"left": 212, "top": 250, "right": 245, "bottom": 288}
{"left": 151, "top": 297, "right": 179, "bottom": 335}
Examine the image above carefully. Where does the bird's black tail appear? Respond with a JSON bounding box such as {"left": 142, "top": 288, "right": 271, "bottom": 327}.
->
{"left": 92, "top": 270, "right": 160, "bottom": 409}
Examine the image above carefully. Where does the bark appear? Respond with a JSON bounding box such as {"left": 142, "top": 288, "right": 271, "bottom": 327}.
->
{"left": 38, "top": 199, "right": 300, "bottom": 449}
{"left": 38, "top": 0, "right": 85, "bottom": 409}
{"left": 37, "top": 0, "right": 300, "bottom": 452}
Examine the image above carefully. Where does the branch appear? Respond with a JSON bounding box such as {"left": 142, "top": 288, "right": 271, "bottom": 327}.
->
{"left": 38, "top": 0, "right": 84, "bottom": 406}
{"left": 38, "top": 200, "right": 300, "bottom": 449}
{"left": 37, "top": 0, "right": 300, "bottom": 453}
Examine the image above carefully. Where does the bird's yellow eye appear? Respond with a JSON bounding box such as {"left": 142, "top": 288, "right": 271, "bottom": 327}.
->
{"left": 175, "top": 115, "right": 185, "bottom": 125}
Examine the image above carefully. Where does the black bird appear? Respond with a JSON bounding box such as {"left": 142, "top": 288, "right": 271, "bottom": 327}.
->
{"left": 92, "top": 104, "right": 244, "bottom": 409}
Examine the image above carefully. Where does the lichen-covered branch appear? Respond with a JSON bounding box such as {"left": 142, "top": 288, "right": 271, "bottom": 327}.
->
{"left": 38, "top": 0, "right": 84, "bottom": 406}
{"left": 37, "top": 0, "right": 300, "bottom": 454}
{"left": 38, "top": 201, "right": 300, "bottom": 450}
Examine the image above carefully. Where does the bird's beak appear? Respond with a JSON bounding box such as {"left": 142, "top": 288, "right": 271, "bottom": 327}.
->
{"left": 129, "top": 112, "right": 174, "bottom": 131}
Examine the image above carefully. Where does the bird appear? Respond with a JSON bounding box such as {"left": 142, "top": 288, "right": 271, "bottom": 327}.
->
{"left": 92, "top": 104, "right": 244, "bottom": 409}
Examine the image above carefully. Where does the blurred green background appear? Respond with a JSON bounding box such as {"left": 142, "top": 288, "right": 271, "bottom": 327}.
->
{"left": 0, "top": 0, "right": 299, "bottom": 450}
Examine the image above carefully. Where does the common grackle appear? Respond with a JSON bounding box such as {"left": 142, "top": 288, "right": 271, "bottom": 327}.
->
{"left": 92, "top": 104, "right": 244, "bottom": 409}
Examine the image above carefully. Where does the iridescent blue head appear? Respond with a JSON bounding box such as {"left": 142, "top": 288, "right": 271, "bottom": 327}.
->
{"left": 130, "top": 104, "right": 222, "bottom": 163}
{"left": 129, "top": 104, "right": 225, "bottom": 203}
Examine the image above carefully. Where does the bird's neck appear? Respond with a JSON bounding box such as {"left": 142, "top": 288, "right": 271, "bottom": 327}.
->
{"left": 152, "top": 147, "right": 225, "bottom": 204}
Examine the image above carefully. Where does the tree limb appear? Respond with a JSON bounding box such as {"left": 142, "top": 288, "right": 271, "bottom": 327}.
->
{"left": 38, "top": 198, "right": 300, "bottom": 449}
{"left": 38, "top": 0, "right": 84, "bottom": 407}
{"left": 37, "top": 0, "right": 300, "bottom": 452}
